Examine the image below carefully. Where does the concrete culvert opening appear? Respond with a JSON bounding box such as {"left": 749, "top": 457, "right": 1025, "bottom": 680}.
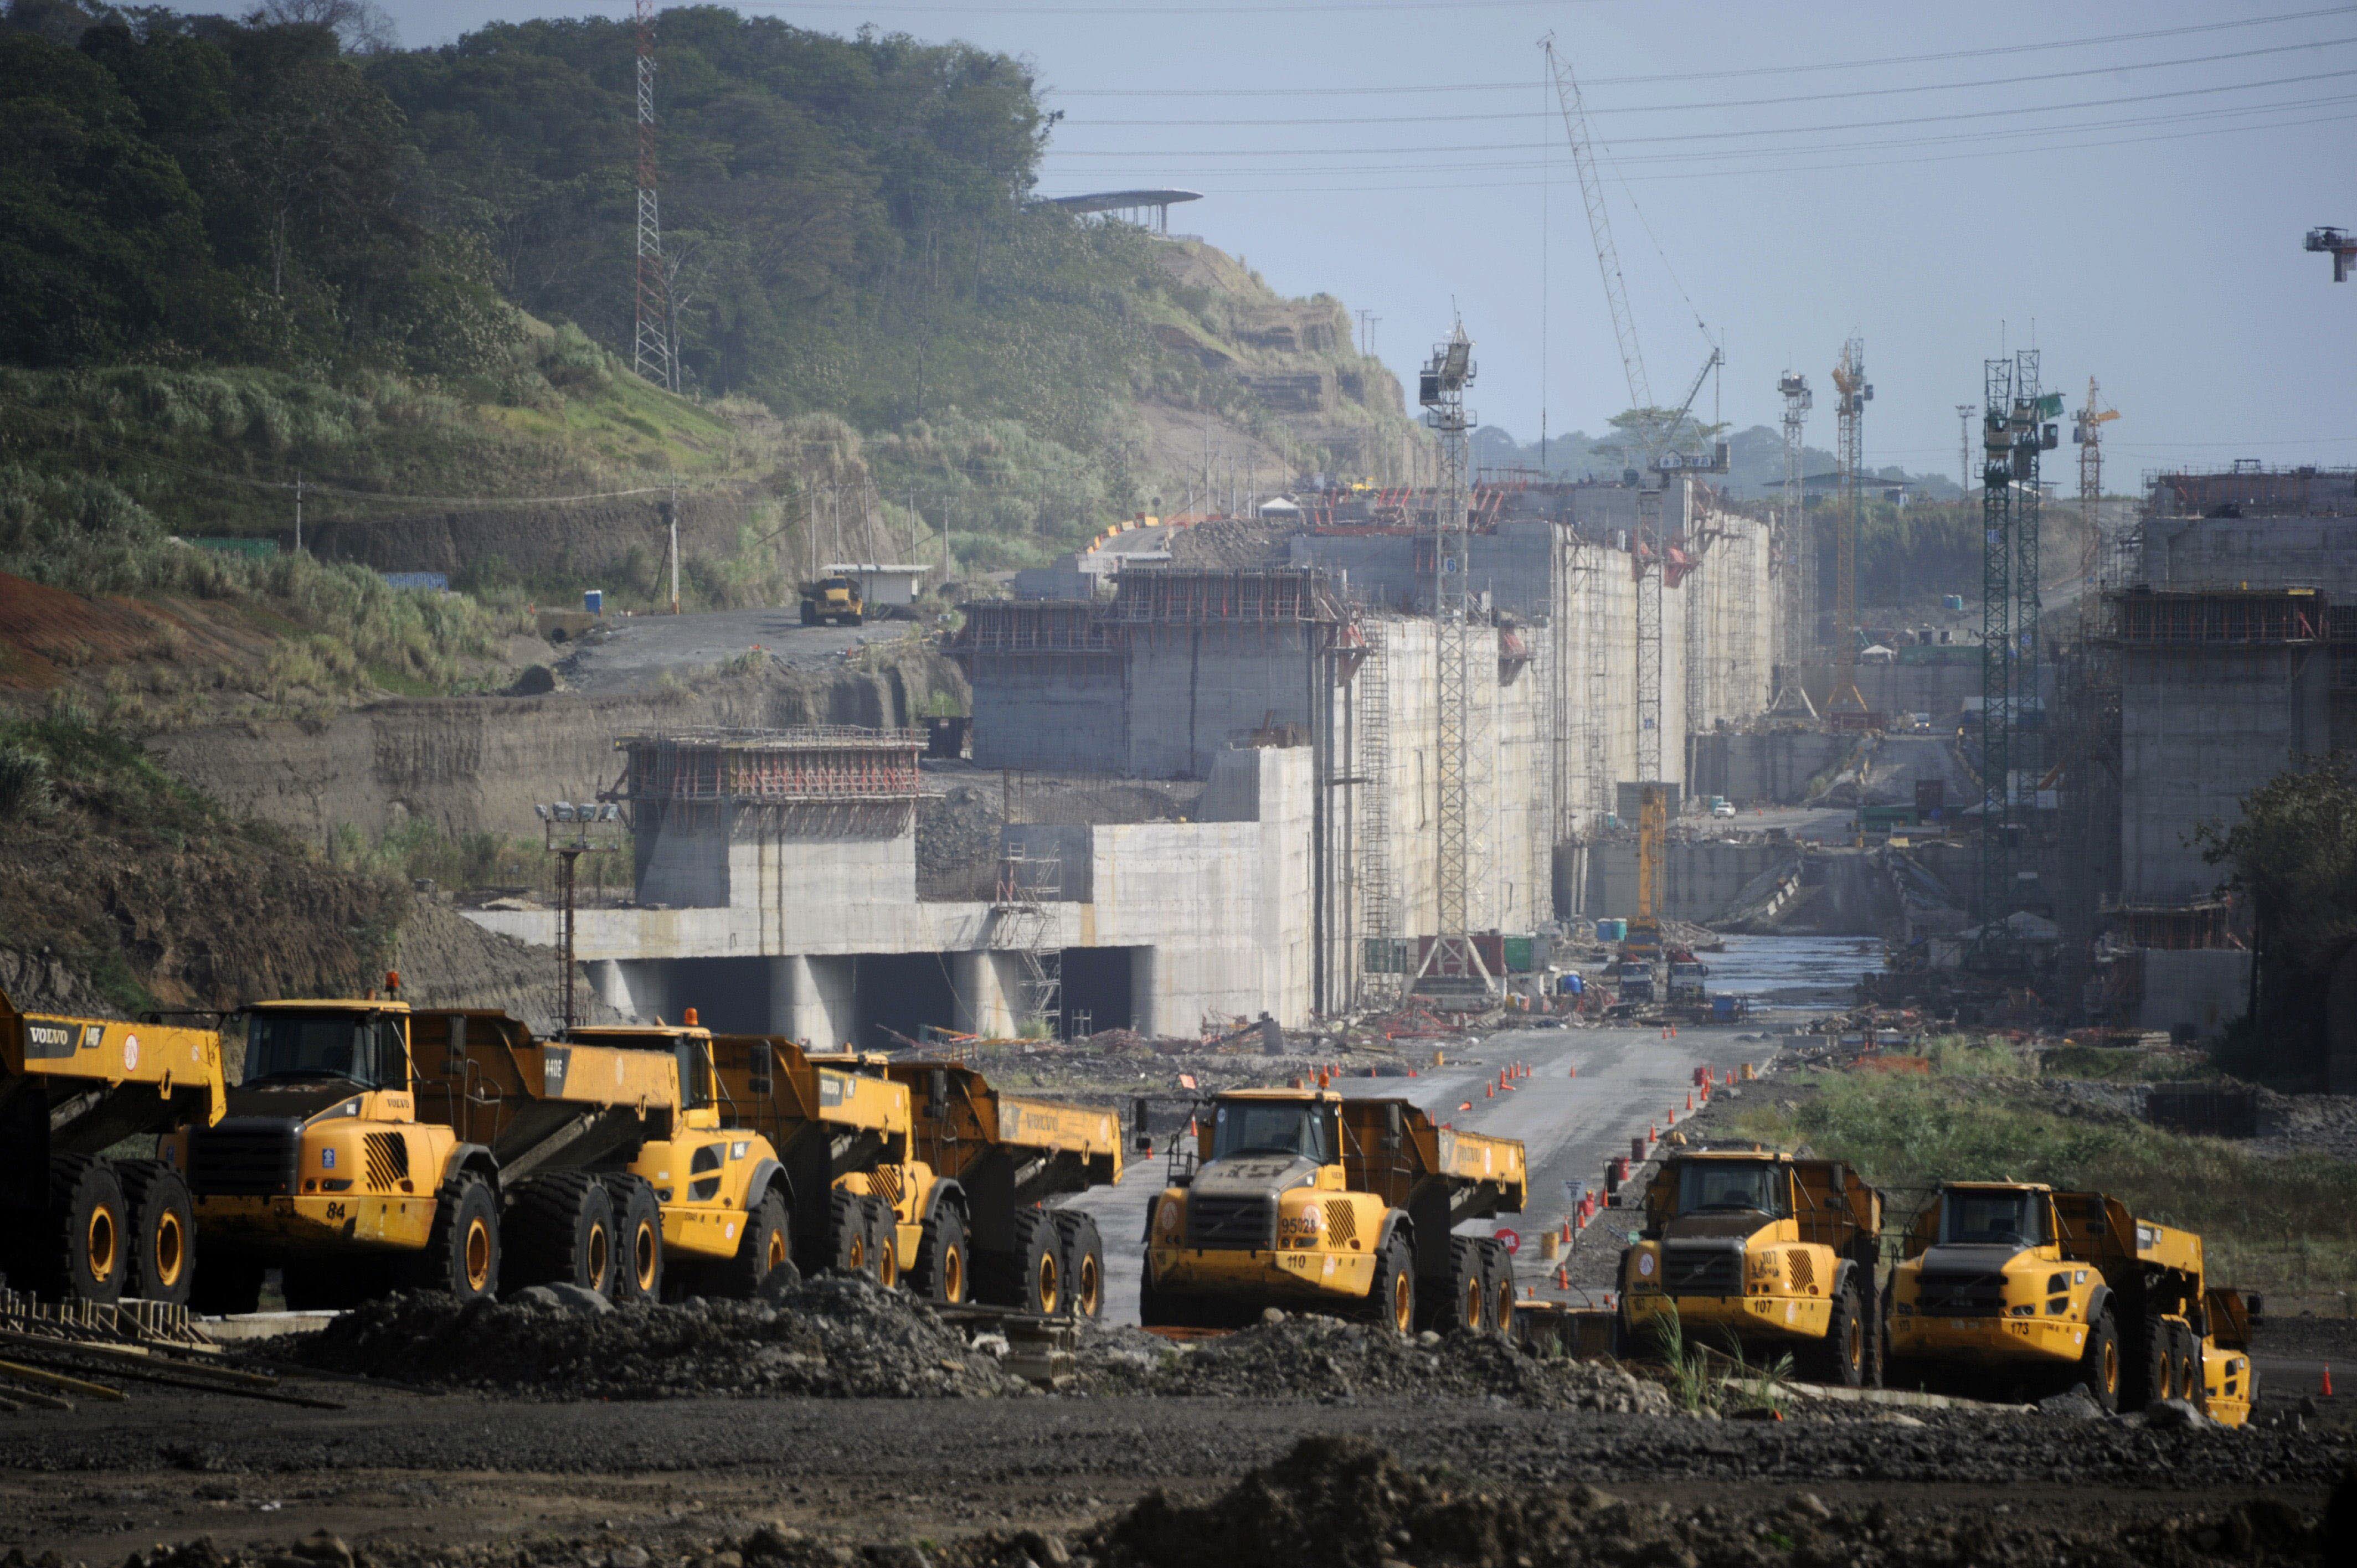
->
{"left": 1058, "top": 946, "right": 1139, "bottom": 1036}
{"left": 852, "top": 953, "right": 959, "bottom": 1048}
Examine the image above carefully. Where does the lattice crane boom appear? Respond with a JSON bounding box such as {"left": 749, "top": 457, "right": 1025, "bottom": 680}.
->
{"left": 1542, "top": 35, "right": 1650, "bottom": 413}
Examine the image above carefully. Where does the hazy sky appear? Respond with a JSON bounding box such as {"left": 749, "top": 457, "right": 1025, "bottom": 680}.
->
{"left": 294, "top": 1, "right": 2356, "bottom": 483}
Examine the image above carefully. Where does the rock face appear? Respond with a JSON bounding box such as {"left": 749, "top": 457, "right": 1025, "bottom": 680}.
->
{"left": 148, "top": 656, "right": 956, "bottom": 848}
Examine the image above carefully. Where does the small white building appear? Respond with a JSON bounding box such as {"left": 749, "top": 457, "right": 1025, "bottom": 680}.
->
{"left": 824, "top": 563, "right": 930, "bottom": 607}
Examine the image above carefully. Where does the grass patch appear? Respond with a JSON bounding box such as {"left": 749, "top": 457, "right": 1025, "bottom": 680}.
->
{"left": 1730, "top": 1057, "right": 2357, "bottom": 1297}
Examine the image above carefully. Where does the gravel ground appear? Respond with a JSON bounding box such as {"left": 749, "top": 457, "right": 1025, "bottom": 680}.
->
{"left": 1074, "top": 1315, "right": 1679, "bottom": 1414}
{"left": 275, "top": 1276, "right": 1025, "bottom": 1400}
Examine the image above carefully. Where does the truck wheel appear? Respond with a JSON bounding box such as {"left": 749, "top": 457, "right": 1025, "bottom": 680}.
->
{"left": 718, "top": 1189, "right": 792, "bottom": 1297}
{"left": 1481, "top": 1238, "right": 1515, "bottom": 1339}
{"left": 43, "top": 1154, "right": 126, "bottom": 1305}
{"left": 2173, "top": 1321, "right": 2205, "bottom": 1413}
{"left": 1053, "top": 1210, "right": 1105, "bottom": 1321}
{"left": 1365, "top": 1230, "right": 1417, "bottom": 1338}
{"left": 827, "top": 1187, "right": 871, "bottom": 1277}
{"left": 601, "top": 1174, "right": 664, "bottom": 1304}
{"left": 911, "top": 1205, "right": 969, "bottom": 1304}
{"left": 405, "top": 1172, "right": 500, "bottom": 1302}
{"left": 850, "top": 610, "right": 864, "bottom": 626}
{"left": 973, "top": 1210, "right": 1061, "bottom": 1314}
{"left": 116, "top": 1161, "right": 194, "bottom": 1306}
{"left": 867, "top": 1196, "right": 900, "bottom": 1288}
{"left": 800, "top": 602, "right": 816, "bottom": 626}
{"left": 2135, "top": 1308, "right": 2173, "bottom": 1408}
{"left": 1424, "top": 1236, "right": 1485, "bottom": 1335}
{"left": 2078, "top": 1307, "right": 2122, "bottom": 1412}
{"left": 283, "top": 1259, "right": 385, "bottom": 1311}
{"left": 190, "top": 1252, "right": 264, "bottom": 1317}
{"left": 1805, "top": 1277, "right": 1869, "bottom": 1388}
{"left": 504, "top": 1172, "right": 617, "bottom": 1297}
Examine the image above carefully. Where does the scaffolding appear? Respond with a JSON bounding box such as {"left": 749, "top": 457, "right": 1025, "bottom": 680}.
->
{"left": 1977, "top": 351, "right": 2060, "bottom": 933}
{"left": 990, "top": 849, "right": 1062, "bottom": 1037}
{"left": 2107, "top": 587, "right": 2327, "bottom": 645}
{"left": 1825, "top": 339, "right": 1872, "bottom": 720}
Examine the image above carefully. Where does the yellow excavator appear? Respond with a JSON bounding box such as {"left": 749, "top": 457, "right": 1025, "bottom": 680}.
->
{"left": 0, "top": 986, "right": 224, "bottom": 1305}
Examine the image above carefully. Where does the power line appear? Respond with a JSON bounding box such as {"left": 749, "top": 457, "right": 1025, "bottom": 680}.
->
{"left": 1035, "top": 6, "right": 2356, "bottom": 94}
{"left": 1044, "top": 64, "right": 2357, "bottom": 156}
{"left": 1041, "top": 91, "right": 2357, "bottom": 179}
{"left": 1069, "top": 34, "right": 2357, "bottom": 126}
{"left": 725, "top": 0, "right": 1582, "bottom": 12}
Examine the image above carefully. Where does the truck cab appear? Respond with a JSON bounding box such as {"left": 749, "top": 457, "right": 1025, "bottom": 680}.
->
{"left": 181, "top": 990, "right": 499, "bottom": 1312}
{"left": 1621, "top": 1149, "right": 1883, "bottom": 1386}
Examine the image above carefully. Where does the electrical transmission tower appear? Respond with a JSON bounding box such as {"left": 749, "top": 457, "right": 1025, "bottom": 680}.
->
{"left": 631, "top": 0, "right": 676, "bottom": 392}
{"left": 1825, "top": 339, "right": 1872, "bottom": 721}
{"left": 1768, "top": 371, "right": 1816, "bottom": 717}
{"left": 1414, "top": 325, "right": 1492, "bottom": 1003}
{"left": 1977, "top": 351, "right": 2060, "bottom": 941}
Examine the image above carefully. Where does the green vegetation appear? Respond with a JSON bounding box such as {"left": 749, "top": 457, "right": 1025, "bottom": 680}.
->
{"left": 0, "top": 697, "right": 403, "bottom": 1010}
{"left": 1729, "top": 1054, "right": 2357, "bottom": 1298}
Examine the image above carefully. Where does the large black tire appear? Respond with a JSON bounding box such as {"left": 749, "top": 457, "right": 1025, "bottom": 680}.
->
{"left": 189, "top": 1252, "right": 264, "bottom": 1316}
{"left": 601, "top": 1174, "right": 664, "bottom": 1303}
{"left": 799, "top": 602, "right": 816, "bottom": 626}
{"left": 403, "top": 1172, "right": 500, "bottom": 1301}
{"left": 1480, "top": 1237, "right": 1515, "bottom": 1340}
{"left": 2173, "top": 1320, "right": 2205, "bottom": 1413}
{"left": 867, "top": 1196, "right": 900, "bottom": 1289}
{"left": 1138, "top": 1247, "right": 1189, "bottom": 1329}
{"left": 1804, "top": 1276, "right": 1870, "bottom": 1388}
{"left": 2132, "top": 1308, "right": 2174, "bottom": 1409}
{"left": 2078, "top": 1306, "right": 2122, "bottom": 1412}
{"left": 115, "top": 1161, "right": 193, "bottom": 1306}
{"left": 715, "top": 1188, "right": 792, "bottom": 1297}
{"left": 1363, "top": 1228, "right": 1417, "bottom": 1338}
{"left": 827, "top": 1187, "right": 873, "bottom": 1278}
{"left": 976, "top": 1209, "right": 1062, "bottom": 1314}
{"left": 1421, "top": 1235, "right": 1485, "bottom": 1335}
{"left": 910, "top": 1204, "right": 969, "bottom": 1304}
{"left": 503, "top": 1172, "right": 616, "bottom": 1297}
{"left": 39, "top": 1154, "right": 126, "bottom": 1305}
{"left": 1052, "top": 1210, "right": 1106, "bottom": 1321}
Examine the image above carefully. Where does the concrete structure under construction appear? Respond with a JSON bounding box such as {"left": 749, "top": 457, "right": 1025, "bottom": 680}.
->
{"left": 465, "top": 476, "right": 1783, "bottom": 1041}
{"left": 2072, "top": 466, "right": 2357, "bottom": 1044}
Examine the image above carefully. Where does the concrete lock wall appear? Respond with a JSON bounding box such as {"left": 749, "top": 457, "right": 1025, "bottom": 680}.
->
{"left": 969, "top": 662, "right": 1128, "bottom": 774}
{"left": 1125, "top": 623, "right": 1324, "bottom": 779}
{"left": 1586, "top": 840, "right": 1792, "bottom": 922}
{"left": 2119, "top": 644, "right": 2335, "bottom": 901}
{"left": 1689, "top": 730, "right": 1850, "bottom": 805}
{"left": 2140, "top": 516, "right": 2357, "bottom": 594}
{"left": 2135, "top": 948, "right": 2251, "bottom": 1038}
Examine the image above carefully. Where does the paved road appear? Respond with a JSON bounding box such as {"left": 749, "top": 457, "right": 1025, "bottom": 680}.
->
{"left": 1068, "top": 1022, "right": 1766, "bottom": 1324}
{"left": 554, "top": 606, "right": 907, "bottom": 693}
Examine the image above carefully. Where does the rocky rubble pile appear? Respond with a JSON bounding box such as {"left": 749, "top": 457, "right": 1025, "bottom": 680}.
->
{"left": 1074, "top": 1313, "right": 1678, "bottom": 1413}
{"left": 275, "top": 1273, "right": 1025, "bottom": 1400}
{"left": 1082, "top": 1436, "right": 2345, "bottom": 1568}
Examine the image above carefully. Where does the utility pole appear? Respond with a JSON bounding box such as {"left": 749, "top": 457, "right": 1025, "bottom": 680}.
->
{"left": 631, "top": 0, "right": 675, "bottom": 391}
{"left": 664, "top": 484, "right": 680, "bottom": 613}
{"left": 292, "top": 472, "right": 303, "bottom": 556}
{"left": 536, "top": 802, "right": 621, "bottom": 1035}
{"left": 1413, "top": 323, "right": 1491, "bottom": 1004}
{"left": 1824, "top": 338, "right": 1872, "bottom": 721}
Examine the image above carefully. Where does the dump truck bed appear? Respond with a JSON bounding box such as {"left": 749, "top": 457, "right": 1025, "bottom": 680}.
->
{"left": 885, "top": 1061, "right": 1122, "bottom": 1194}
{"left": 1334, "top": 1097, "right": 1526, "bottom": 1214}
{"left": 0, "top": 987, "right": 224, "bottom": 1153}
{"left": 410, "top": 1011, "right": 685, "bottom": 1175}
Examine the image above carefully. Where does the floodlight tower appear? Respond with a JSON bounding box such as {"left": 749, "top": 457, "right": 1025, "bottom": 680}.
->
{"left": 1414, "top": 323, "right": 1493, "bottom": 1002}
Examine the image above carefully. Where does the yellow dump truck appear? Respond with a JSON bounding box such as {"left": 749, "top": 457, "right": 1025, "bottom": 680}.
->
{"left": 181, "top": 989, "right": 795, "bottom": 1312}
{"left": 694, "top": 1033, "right": 939, "bottom": 1294}
{"left": 0, "top": 987, "right": 224, "bottom": 1305}
{"left": 179, "top": 987, "right": 501, "bottom": 1312}
{"left": 881, "top": 1059, "right": 1124, "bottom": 1317}
{"left": 1142, "top": 1087, "right": 1527, "bottom": 1335}
{"left": 1618, "top": 1148, "right": 1885, "bottom": 1387}
{"left": 799, "top": 575, "right": 864, "bottom": 627}
{"left": 1886, "top": 1182, "right": 2255, "bottom": 1423}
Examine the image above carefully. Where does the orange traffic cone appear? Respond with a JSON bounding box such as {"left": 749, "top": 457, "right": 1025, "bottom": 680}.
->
{"left": 1668, "top": 1106, "right": 1676, "bottom": 1125}
{"left": 1459, "top": 1100, "right": 1473, "bottom": 1111}
{"left": 1486, "top": 1082, "right": 1495, "bottom": 1098}
{"left": 1649, "top": 1123, "right": 1658, "bottom": 1141}
{"left": 1560, "top": 1219, "right": 1572, "bottom": 1242}
{"left": 2325, "top": 1365, "right": 2336, "bottom": 1397}
{"left": 1686, "top": 1092, "right": 1694, "bottom": 1112}
{"left": 1569, "top": 1064, "right": 1578, "bottom": 1078}
{"left": 1556, "top": 1265, "right": 1570, "bottom": 1289}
